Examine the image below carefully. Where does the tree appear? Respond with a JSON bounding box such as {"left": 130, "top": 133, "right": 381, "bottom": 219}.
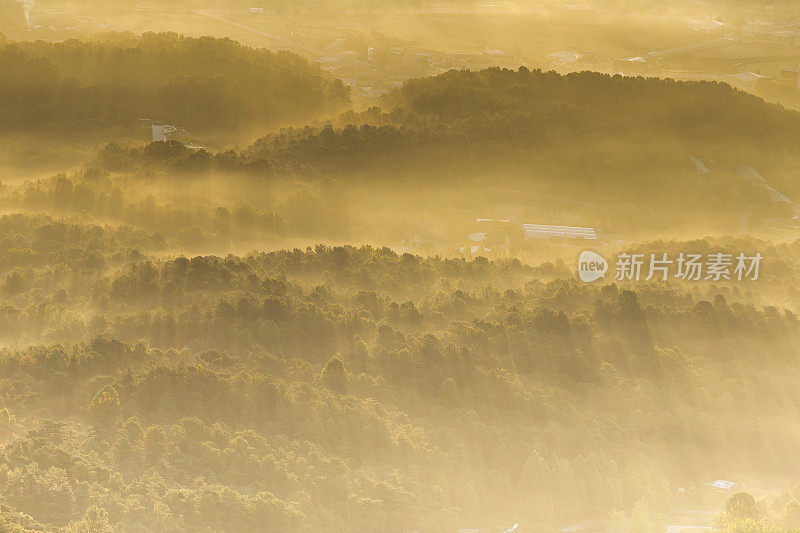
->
{"left": 715, "top": 493, "right": 761, "bottom": 529}
{"left": 88, "top": 385, "right": 121, "bottom": 426}
{"left": 67, "top": 506, "right": 113, "bottom": 533}
{"left": 143, "top": 425, "right": 167, "bottom": 463}
{"left": 321, "top": 355, "right": 347, "bottom": 393}
{"left": 780, "top": 499, "right": 800, "bottom": 530}
{"left": 438, "top": 377, "right": 458, "bottom": 406}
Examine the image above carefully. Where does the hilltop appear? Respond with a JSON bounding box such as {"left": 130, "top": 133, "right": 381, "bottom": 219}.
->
{"left": 242, "top": 68, "right": 800, "bottom": 232}
{"left": 0, "top": 32, "right": 350, "bottom": 141}
{"left": 252, "top": 68, "right": 800, "bottom": 190}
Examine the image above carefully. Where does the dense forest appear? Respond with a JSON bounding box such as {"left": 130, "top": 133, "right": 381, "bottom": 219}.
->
{"left": 0, "top": 138, "right": 798, "bottom": 529}
{"left": 1, "top": 212, "right": 800, "bottom": 530}
{"left": 6, "top": 63, "right": 788, "bottom": 241}
{"left": 1, "top": 19, "right": 800, "bottom": 531}
{"left": 0, "top": 32, "right": 349, "bottom": 140}
{"left": 248, "top": 68, "right": 800, "bottom": 230}
{"left": 1, "top": 33, "right": 798, "bottom": 234}
{"left": 2, "top": 64, "right": 797, "bottom": 247}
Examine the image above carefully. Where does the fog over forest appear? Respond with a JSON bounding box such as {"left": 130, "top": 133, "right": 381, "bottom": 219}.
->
{"left": 1, "top": 1, "right": 800, "bottom": 532}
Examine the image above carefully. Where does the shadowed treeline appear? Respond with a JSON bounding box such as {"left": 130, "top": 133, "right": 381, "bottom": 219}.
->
{"left": 0, "top": 32, "right": 349, "bottom": 140}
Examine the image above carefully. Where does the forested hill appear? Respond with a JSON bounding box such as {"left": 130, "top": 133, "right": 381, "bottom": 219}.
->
{"left": 250, "top": 68, "right": 800, "bottom": 203}
{"left": 0, "top": 32, "right": 350, "bottom": 139}
{"left": 1, "top": 225, "right": 800, "bottom": 530}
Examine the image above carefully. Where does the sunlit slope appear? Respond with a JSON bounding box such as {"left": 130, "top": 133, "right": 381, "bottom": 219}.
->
{"left": 1, "top": 226, "right": 800, "bottom": 529}
{"left": 0, "top": 32, "right": 350, "bottom": 141}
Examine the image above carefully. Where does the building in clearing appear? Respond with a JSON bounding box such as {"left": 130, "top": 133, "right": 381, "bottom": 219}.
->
{"left": 149, "top": 123, "right": 191, "bottom": 143}
{"left": 727, "top": 71, "right": 766, "bottom": 88}
{"left": 523, "top": 224, "right": 598, "bottom": 241}
{"left": 152, "top": 125, "right": 167, "bottom": 142}
{"left": 546, "top": 51, "right": 582, "bottom": 67}
{"left": 706, "top": 479, "right": 737, "bottom": 492}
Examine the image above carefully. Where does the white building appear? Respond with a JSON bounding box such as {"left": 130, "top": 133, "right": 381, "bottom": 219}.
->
{"left": 546, "top": 51, "right": 582, "bottom": 66}
{"left": 727, "top": 71, "right": 766, "bottom": 88}
{"left": 523, "top": 224, "right": 598, "bottom": 241}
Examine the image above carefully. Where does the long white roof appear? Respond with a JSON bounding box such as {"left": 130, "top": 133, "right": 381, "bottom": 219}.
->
{"left": 523, "top": 224, "right": 598, "bottom": 239}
